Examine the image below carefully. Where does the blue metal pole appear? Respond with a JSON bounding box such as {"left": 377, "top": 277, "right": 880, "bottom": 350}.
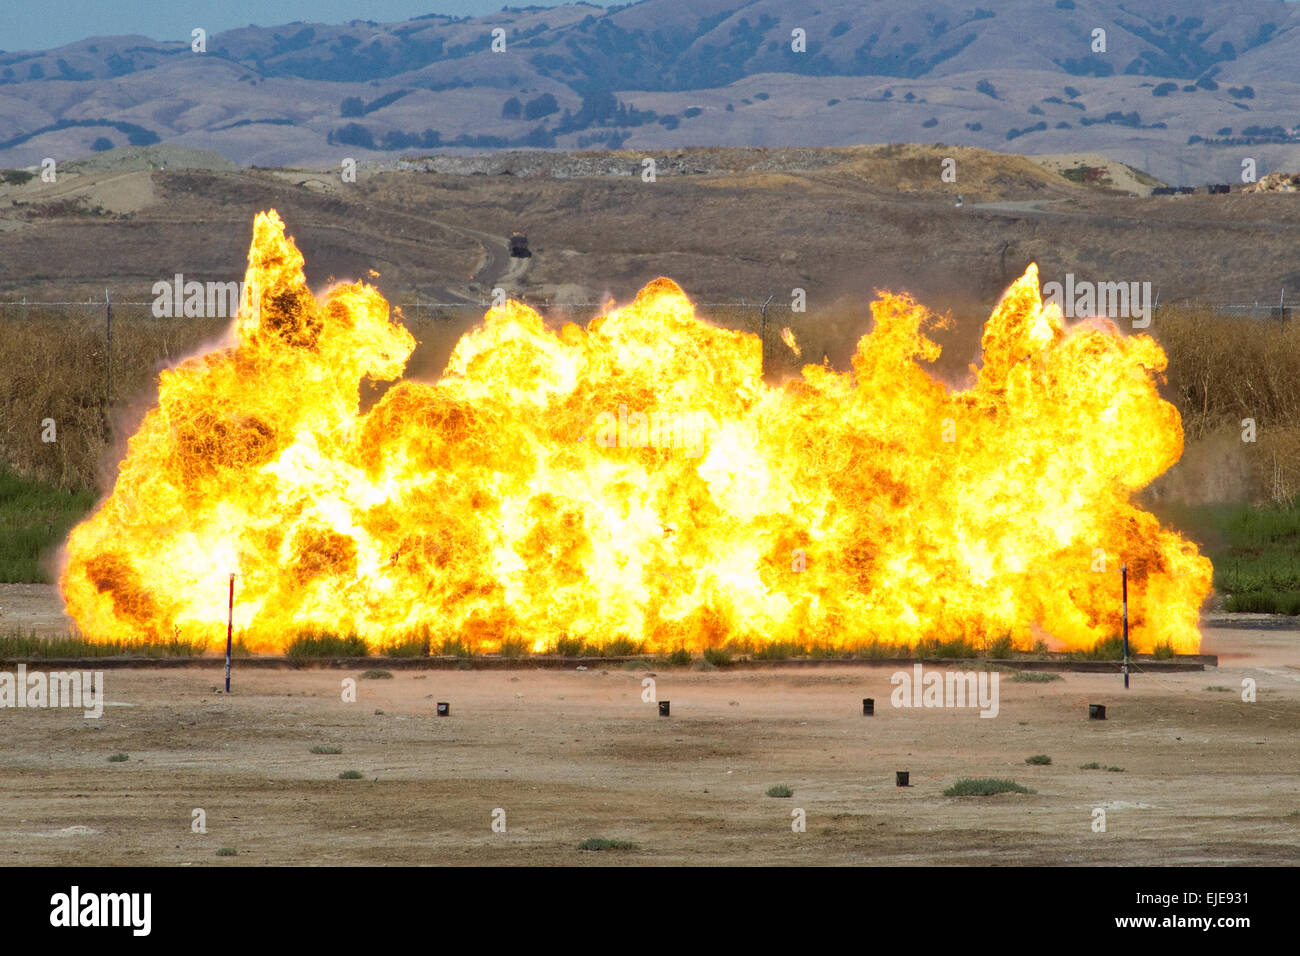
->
{"left": 1121, "top": 564, "right": 1130, "bottom": 690}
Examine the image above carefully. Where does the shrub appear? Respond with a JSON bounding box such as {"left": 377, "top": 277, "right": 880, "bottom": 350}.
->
{"left": 703, "top": 647, "right": 731, "bottom": 666}
{"left": 578, "top": 837, "right": 636, "bottom": 851}
{"left": 330, "top": 122, "right": 375, "bottom": 149}
{"left": 988, "top": 633, "right": 1015, "bottom": 658}
{"left": 523, "top": 93, "right": 559, "bottom": 120}
{"left": 286, "top": 632, "right": 369, "bottom": 657}
{"left": 601, "top": 636, "right": 642, "bottom": 657}
{"left": 944, "top": 778, "right": 1035, "bottom": 796}
{"left": 1068, "top": 634, "right": 1123, "bottom": 660}
{"left": 380, "top": 633, "right": 429, "bottom": 657}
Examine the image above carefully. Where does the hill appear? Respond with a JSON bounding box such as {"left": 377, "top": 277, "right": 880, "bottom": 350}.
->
{"left": 3, "top": 1, "right": 1300, "bottom": 181}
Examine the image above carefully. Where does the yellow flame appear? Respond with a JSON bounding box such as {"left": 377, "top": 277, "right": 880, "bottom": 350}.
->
{"left": 60, "top": 211, "right": 1211, "bottom": 653}
{"left": 780, "top": 327, "right": 801, "bottom": 357}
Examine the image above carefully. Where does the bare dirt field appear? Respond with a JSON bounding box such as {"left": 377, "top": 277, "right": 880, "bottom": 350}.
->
{"left": 0, "top": 604, "right": 1295, "bottom": 865}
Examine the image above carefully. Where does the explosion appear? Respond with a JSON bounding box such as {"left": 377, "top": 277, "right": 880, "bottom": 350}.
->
{"left": 61, "top": 211, "right": 1211, "bottom": 653}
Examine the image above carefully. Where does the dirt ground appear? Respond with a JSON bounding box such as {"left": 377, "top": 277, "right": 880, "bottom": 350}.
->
{"left": 0, "top": 584, "right": 77, "bottom": 635}
{"left": 0, "top": 586, "right": 1296, "bottom": 865}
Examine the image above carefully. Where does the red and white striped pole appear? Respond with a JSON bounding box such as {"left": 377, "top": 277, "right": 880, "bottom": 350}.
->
{"left": 225, "top": 573, "right": 235, "bottom": 693}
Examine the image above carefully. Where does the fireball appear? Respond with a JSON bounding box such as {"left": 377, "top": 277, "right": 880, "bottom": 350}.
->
{"left": 60, "top": 211, "right": 1211, "bottom": 653}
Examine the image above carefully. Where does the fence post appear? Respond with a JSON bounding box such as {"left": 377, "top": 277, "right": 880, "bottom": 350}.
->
{"left": 760, "top": 294, "right": 774, "bottom": 378}
{"left": 105, "top": 288, "right": 112, "bottom": 408}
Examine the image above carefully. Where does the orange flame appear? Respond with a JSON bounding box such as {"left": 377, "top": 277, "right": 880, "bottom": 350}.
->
{"left": 60, "top": 211, "right": 1211, "bottom": 653}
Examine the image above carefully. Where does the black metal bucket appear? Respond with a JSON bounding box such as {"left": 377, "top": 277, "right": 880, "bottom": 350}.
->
{"left": 1089, "top": 703, "right": 1106, "bottom": 720}
{"left": 436, "top": 702, "right": 450, "bottom": 716}
{"left": 862, "top": 698, "right": 874, "bottom": 716}
{"left": 658, "top": 701, "right": 670, "bottom": 717}
{"left": 896, "top": 771, "right": 909, "bottom": 787}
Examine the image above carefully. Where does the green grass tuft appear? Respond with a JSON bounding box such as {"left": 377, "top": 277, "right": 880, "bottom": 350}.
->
{"left": 1067, "top": 634, "right": 1124, "bottom": 660}
{"left": 107, "top": 753, "right": 128, "bottom": 762}
{"left": 987, "top": 633, "right": 1016, "bottom": 658}
{"left": 577, "top": 837, "right": 637, "bottom": 851}
{"left": 499, "top": 638, "right": 528, "bottom": 659}
{"left": 1025, "top": 754, "right": 1052, "bottom": 765}
{"left": 338, "top": 770, "right": 364, "bottom": 779}
{"left": 553, "top": 635, "right": 586, "bottom": 656}
{"left": 751, "top": 641, "right": 803, "bottom": 660}
{"left": 359, "top": 668, "right": 393, "bottom": 679}
{"left": 310, "top": 745, "right": 342, "bottom": 754}
{"left": 600, "top": 636, "right": 643, "bottom": 657}
{"left": 943, "top": 778, "right": 1035, "bottom": 796}
{"left": 1079, "top": 762, "right": 1102, "bottom": 769}
{"left": 215, "top": 847, "right": 238, "bottom": 857}
{"left": 1009, "top": 671, "right": 1062, "bottom": 682}
{"left": 766, "top": 784, "right": 793, "bottom": 798}
{"left": 0, "top": 630, "right": 207, "bottom": 657}
{"left": 664, "top": 647, "right": 692, "bottom": 666}
{"left": 378, "top": 634, "right": 429, "bottom": 657}
{"left": 286, "top": 631, "right": 369, "bottom": 658}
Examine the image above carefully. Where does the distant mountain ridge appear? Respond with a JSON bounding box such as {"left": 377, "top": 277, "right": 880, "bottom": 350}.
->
{"left": 3, "top": 0, "right": 1300, "bottom": 182}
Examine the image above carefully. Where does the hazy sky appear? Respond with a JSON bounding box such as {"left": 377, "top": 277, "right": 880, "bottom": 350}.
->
{"left": 3, "top": 1, "right": 602, "bottom": 53}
